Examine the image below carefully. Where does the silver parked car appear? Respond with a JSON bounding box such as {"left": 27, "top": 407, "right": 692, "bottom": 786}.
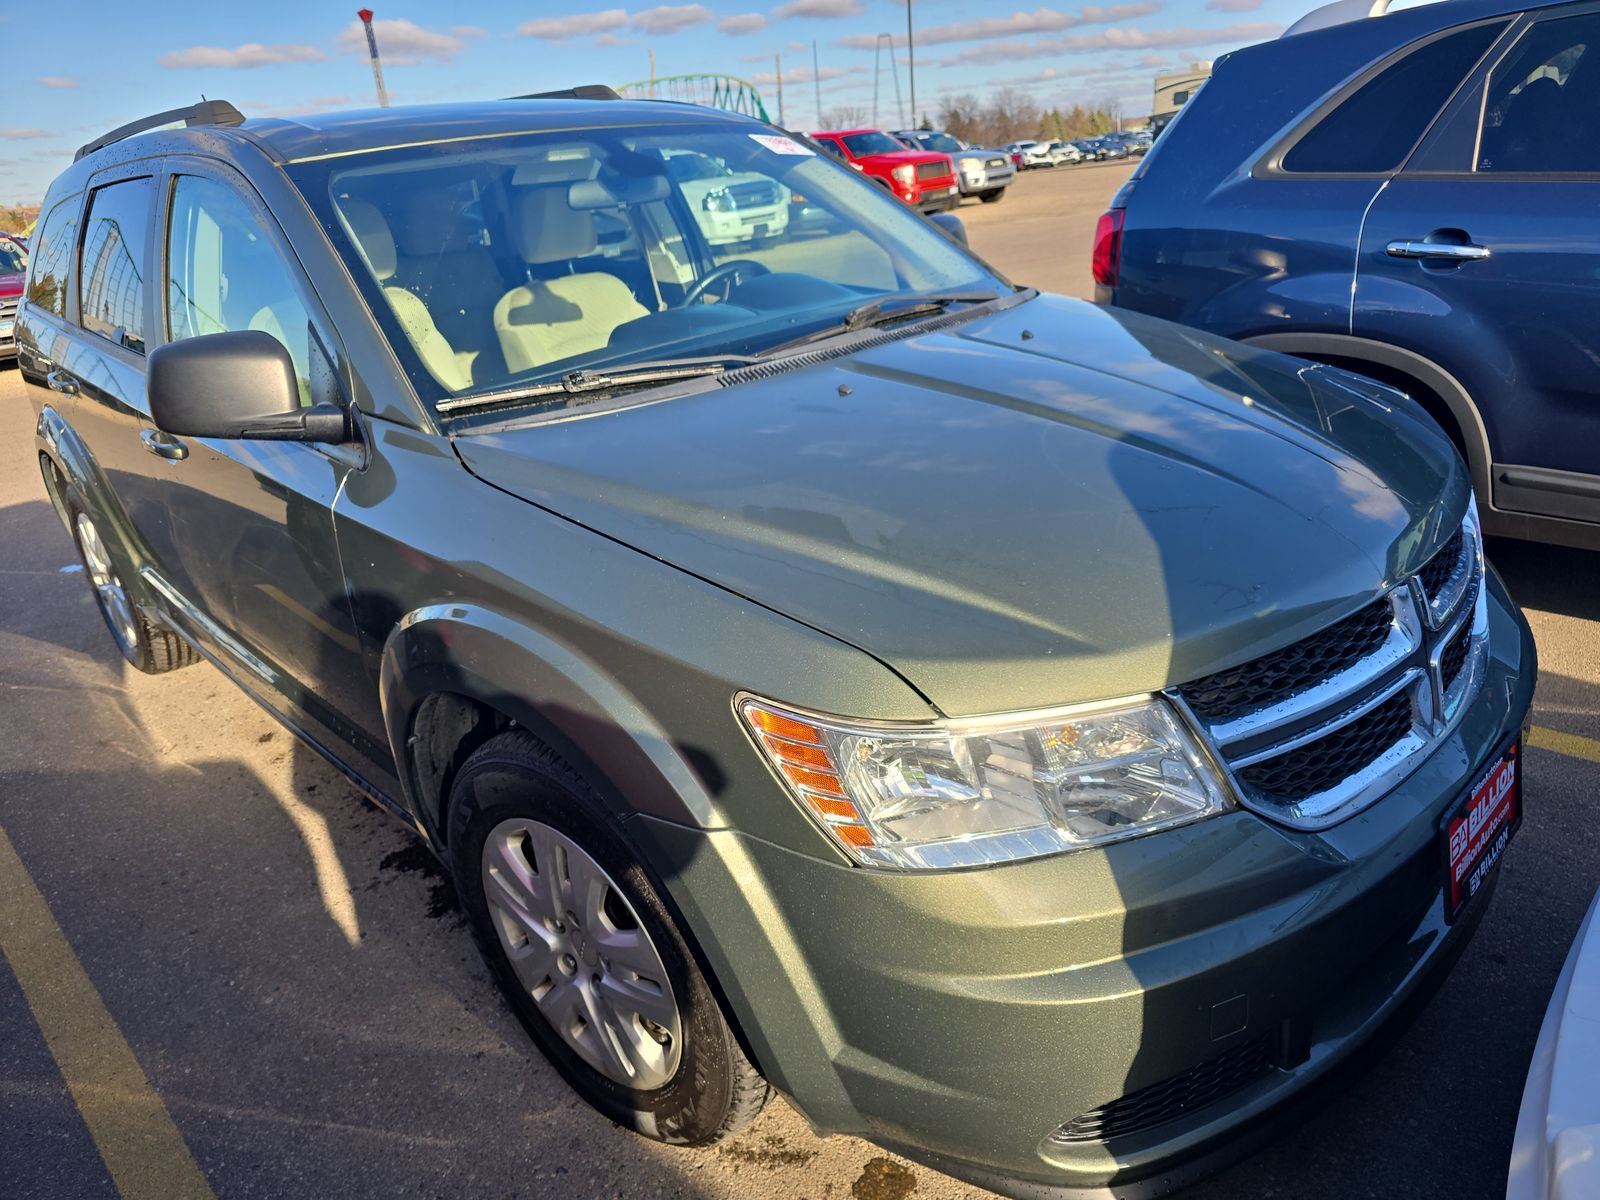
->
{"left": 895, "top": 129, "right": 1016, "bottom": 202}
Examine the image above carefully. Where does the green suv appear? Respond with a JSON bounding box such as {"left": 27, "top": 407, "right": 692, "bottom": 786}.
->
{"left": 18, "top": 92, "right": 1534, "bottom": 1197}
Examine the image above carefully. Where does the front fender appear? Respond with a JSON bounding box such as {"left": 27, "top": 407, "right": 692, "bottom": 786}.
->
{"left": 379, "top": 602, "right": 725, "bottom": 840}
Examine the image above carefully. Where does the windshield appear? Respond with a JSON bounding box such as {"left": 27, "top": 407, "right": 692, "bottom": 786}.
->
{"left": 0, "top": 237, "right": 26, "bottom": 273}
{"left": 288, "top": 121, "right": 1002, "bottom": 414}
{"left": 915, "top": 132, "right": 963, "bottom": 153}
{"left": 840, "top": 131, "right": 907, "bottom": 157}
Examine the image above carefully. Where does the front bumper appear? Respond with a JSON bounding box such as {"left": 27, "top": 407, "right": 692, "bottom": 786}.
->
{"left": 958, "top": 163, "right": 1017, "bottom": 194}
{"left": 633, "top": 569, "right": 1535, "bottom": 1196}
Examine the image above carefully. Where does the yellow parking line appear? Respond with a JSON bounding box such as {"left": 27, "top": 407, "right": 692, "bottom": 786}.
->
{"left": 1529, "top": 725, "right": 1600, "bottom": 765}
{"left": 0, "top": 825, "right": 215, "bottom": 1200}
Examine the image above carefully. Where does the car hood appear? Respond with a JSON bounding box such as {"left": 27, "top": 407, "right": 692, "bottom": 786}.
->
{"left": 860, "top": 148, "right": 950, "bottom": 169}
{"left": 0, "top": 271, "right": 23, "bottom": 297}
{"left": 456, "top": 295, "right": 1466, "bottom": 717}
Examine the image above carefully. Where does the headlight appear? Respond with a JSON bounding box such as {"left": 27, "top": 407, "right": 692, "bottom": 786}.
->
{"left": 959, "top": 156, "right": 981, "bottom": 172}
{"left": 739, "top": 695, "right": 1233, "bottom": 869}
{"left": 891, "top": 164, "right": 916, "bottom": 185}
{"left": 702, "top": 189, "right": 735, "bottom": 213}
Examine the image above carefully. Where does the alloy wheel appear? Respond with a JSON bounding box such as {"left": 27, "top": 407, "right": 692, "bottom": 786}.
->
{"left": 481, "top": 818, "right": 683, "bottom": 1090}
{"left": 75, "top": 511, "right": 139, "bottom": 656}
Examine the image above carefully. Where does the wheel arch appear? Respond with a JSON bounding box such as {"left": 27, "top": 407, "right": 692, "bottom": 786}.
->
{"left": 379, "top": 603, "right": 723, "bottom": 851}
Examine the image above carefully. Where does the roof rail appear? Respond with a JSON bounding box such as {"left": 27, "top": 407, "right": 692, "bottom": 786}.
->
{"left": 75, "top": 99, "right": 245, "bottom": 162}
{"left": 506, "top": 85, "right": 622, "bottom": 102}
{"left": 1282, "top": 0, "right": 1397, "bottom": 38}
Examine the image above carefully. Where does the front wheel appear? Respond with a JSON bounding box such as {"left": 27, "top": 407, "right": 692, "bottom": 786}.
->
{"left": 450, "top": 731, "right": 771, "bottom": 1145}
{"left": 979, "top": 188, "right": 1006, "bottom": 203}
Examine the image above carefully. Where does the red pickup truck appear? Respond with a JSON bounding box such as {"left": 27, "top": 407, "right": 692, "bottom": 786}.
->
{"left": 808, "top": 129, "right": 960, "bottom": 213}
{"left": 0, "top": 233, "right": 25, "bottom": 362}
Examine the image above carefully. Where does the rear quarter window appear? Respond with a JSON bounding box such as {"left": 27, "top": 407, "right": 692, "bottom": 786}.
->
{"left": 25, "top": 195, "right": 81, "bottom": 318}
{"left": 1280, "top": 21, "right": 1507, "bottom": 174}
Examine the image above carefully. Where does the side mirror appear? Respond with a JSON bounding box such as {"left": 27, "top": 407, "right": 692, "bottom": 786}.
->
{"left": 927, "top": 211, "right": 969, "bottom": 247}
{"left": 147, "top": 330, "right": 348, "bottom": 443}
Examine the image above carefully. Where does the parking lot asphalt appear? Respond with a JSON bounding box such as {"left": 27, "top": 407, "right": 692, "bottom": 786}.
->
{"left": 3, "top": 161, "right": 1599, "bottom": 1200}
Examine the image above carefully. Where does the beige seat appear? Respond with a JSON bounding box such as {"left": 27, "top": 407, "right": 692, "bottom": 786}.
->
{"left": 340, "top": 199, "right": 475, "bottom": 392}
{"left": 390, "top": 190, "right": 506, "bottom": 357}
{"left": 493, "top": 188, "right": 649, "bottom": 376}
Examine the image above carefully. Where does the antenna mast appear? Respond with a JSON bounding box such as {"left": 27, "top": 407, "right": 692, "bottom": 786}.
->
{"left": 357, "top": 9, "right": 389, "bottom": 107}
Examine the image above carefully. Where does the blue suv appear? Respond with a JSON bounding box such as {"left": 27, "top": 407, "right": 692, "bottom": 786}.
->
{"left": 1098, "top": 0, "right": 1600, "bottom": 551}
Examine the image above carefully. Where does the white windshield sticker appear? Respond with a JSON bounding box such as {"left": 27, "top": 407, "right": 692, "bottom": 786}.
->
{"left": 748, "top": 133, "right": 814, "bottom": 156}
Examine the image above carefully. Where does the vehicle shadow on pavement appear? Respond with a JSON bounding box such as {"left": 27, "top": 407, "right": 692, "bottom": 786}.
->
{"left": 0, "top": 503, "right": 732, "bottom": 1200}
{"left": 1489, "top": 537, "right": 1600, "bottom": 624}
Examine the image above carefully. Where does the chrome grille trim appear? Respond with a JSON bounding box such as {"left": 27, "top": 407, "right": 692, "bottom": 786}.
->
{"left": 1172, "top": 506, "right": 1485, "bottom": 831}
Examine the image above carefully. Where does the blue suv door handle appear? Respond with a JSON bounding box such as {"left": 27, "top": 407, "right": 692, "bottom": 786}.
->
{"left": 1386, "top": 240, "right": 1491, "bottom": 262}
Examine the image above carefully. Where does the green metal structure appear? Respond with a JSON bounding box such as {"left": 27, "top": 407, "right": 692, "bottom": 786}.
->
{"left": 615, "top": 74, "right": 772, "bottom": 122}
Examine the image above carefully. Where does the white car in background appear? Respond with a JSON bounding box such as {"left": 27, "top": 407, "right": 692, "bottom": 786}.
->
{"left": 1005, "top": 140, "right": 1054, "bottom": 168}
{"left": 662, "top": 149, "right": 791, "bottom": 246}
{"left": 1508, "top": 886, "right": 1600, "bottom": 1200}
{"left": 1045, "top": 141, "right": 1083, "bottom": 165}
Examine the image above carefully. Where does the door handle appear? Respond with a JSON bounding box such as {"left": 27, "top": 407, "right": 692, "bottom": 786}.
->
{"left": 140, "top": 428, "right": 189, "bottom": 462}
{"left": 1386, "top": 240, "right": 1491, "bottom": 262}
{"left": 45, "top": 369, "right": 79, "bottom": 396}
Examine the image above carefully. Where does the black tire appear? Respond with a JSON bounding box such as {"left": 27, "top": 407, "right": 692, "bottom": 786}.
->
{"left": 449, "top": 730, "right": 771, "bottom": 1145}
{"left": 65, "top": 491, "right": 199, "bottom": 675}
{"left": 979, "top": 188, "right": 1005, "bottom": 204}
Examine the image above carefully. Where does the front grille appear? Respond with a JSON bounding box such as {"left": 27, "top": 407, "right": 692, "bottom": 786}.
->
{"left": 1237, "top": 690, "right": 1414, "bottom": 803}
{"left": 915, "top": 161, "right": 949, "bottom": 181}
{"left": 986, "top": 157, "right": 1007, "bottom": 168}
{"left": 1440, "top": 620, "right": 1472, "bottom": 692}
{"left": 1418, "top": 529, "right": 1465, "bottom": 605}
{"left": 1175, "top": 514, "right": 1485, "bottom": 827}
{"left": 0, "top": 296, "right": 16, "bottom": 321}
{"left": 726, "top": 180, "right": 782, "bottom": 209}
{"left": 1184, "top": 598, "right": 1393, "bottom": 722}
{"left": 1048, "top": 1033, "right": 1275, "bottom": 1144}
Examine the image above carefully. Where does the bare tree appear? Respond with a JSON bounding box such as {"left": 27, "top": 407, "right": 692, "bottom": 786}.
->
{"left": 819, "top": 104, "right": 871, "bottom": 129}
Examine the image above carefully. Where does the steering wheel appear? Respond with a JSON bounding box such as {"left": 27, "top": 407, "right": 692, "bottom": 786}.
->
{"left": 683, "top": 258, "right": 771, "bottom": 307}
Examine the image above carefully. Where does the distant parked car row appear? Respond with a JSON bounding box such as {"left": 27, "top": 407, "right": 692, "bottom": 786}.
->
{"left": 1004, "top": 131, "right": 1154, "bottom": 168}
{"left": 0, "top": 231, "right": 27, "bottom": 362}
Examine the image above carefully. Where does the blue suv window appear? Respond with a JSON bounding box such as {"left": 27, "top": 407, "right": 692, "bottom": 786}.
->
{"left": 1281, "top": 22, "right": 1506, "bottom": 174}
{"left": 1479, "top": 13, "right": 1600, "bottom": 172}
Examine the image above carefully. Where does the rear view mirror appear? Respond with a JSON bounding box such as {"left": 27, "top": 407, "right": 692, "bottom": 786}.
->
{"left": 147, "top": 331, "right": 348, "bottom": 443}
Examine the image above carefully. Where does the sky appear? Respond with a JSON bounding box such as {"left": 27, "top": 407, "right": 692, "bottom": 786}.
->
{"left": 0, "top": 0, "right": 1300, "bottom": 203}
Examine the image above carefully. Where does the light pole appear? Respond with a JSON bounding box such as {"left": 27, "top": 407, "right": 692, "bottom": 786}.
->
{"left": 905, "top": 0, "right": 916, "bottom": 127}
{"left": 357, "top": 9, "right": 388, "bottom": 107}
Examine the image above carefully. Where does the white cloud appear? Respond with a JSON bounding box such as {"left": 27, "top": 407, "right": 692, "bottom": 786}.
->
{"left": 772, "top": 0, "right": 864, "bottom": 19}
{"left": 517, "top": 10, "right": 630, "bottom": 39}
{"left": 36, "top": 76, "right": 78, "bottom": 89}
{"left": 336, "top": 18, "right": 465, "bottom": 65}
{"left": 159, "top": 43, "right": 325, "bottom": 69}
{"left": 840, "top": 3, "right": 1161, "bottom": 49}
{"left": 749, "top": 62, "right": 866, "bottom": 85}
{"left": 633, "top": 4, "right": 714, "bottom": 33}
{"left": 257, "top": 95, "right": 354, "bottom": 118}
{"left": 0, "top": 127, "right": 52, "bottom": 138}
{"left": 595, "top": 32, "right": 640, "bottom": 45}
{"left": 1206, "top": 0, "right": 1263, "bottom": 11}
{"left": 452, "top": 25, "right": 488, "bottom": 38}
{"left": 719, "top": 12, "right": 769, "bottom": 34}
{"left": 938, "top": 21, "right": 1279, "bottom": 65}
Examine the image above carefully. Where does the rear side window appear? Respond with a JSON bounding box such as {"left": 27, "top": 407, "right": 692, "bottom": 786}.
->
{"left": 80, "top": 177, "right": 155, "bottom": 354}
{"left": 25, "top": 196, "right": 81, "bottom": 318}
{"left": 1478, "top": 13, "right": 1600, "bottom": 172}
{"left": 1281, "top": 22, "right": 1505, "bottom": 173}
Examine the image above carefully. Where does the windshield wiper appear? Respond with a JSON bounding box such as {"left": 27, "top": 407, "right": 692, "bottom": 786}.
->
{"left": 437, "top": 355, "right": 758, "bottom": 415}
{"left": 761, "top": 290, "right": 1002, "bottom": 357}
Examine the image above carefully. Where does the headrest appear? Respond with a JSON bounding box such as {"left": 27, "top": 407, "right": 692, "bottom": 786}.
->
{"left": 569, "top": 174, "right": 669, "bottom": 209}
{"left": 340, "top": 198, "right": 396, "bottom": 281}
{"left": 511, "top": 188, "right": 597, "bottom": 264}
